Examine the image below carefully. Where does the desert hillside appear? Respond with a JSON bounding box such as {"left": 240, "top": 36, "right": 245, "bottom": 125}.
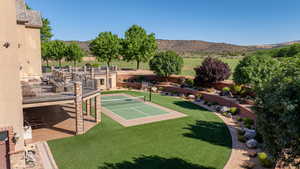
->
{"left": 64, "top": 39, "right": 300, "bottom": 57}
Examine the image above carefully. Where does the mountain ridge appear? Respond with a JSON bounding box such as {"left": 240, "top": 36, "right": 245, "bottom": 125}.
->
{"left": 63, "top": 39, "right": 300, "bottom": 57}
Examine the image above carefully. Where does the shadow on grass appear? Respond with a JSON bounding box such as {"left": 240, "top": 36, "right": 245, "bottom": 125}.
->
{"left": 183, "top": 120, "right": 231, "bottom": 148}
{"left": 173, "top": 101, "right": 207, "bottom": 110}
{"left": 98, "top": 155, "right": 216, "bottom": 169}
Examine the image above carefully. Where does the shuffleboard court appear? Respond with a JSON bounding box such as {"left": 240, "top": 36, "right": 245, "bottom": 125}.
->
{"left": 101, "top": 94, "right": 187, "bottom": 127}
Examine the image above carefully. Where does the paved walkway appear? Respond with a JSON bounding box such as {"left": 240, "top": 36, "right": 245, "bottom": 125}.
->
{"left": 192, "top": 101, "right": 265, "bottom": 169}
{"left": 36, "top": 142, "right": 58, "bottom": 169}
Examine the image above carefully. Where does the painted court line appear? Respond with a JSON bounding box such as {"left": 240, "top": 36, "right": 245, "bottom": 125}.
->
{"left": 101, "top": 93, "right": 187, "bottom": 127}
{"left": 130, "top": 107, "right": 149, "bottom": 116}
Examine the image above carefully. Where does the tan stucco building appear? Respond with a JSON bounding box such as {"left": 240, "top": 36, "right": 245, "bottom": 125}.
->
{"left": 16, "top": 0, "right": 43, "bottom": 81}
{"left": 0, "top": 0, "right": 42, "bottom": 168}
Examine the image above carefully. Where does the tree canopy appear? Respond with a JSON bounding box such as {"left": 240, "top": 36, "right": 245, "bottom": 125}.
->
{"left": 41, "top": 41, "right": 53, "bottom": 67}
{"left": 26, "top": 3, "right": 53, "bottom": 42}
{"left": 233, "top": 54, "right": 281, "bottom": 89}
{"left": 255, "top": 56, "right": 300, "bottom": 166}
{"left": 194, "top": 57, "right": 231, "bottom": 86}
{"left": 46, "top": 40, "right": 68, "bottom": 67}
{"left": 41, "top": 18, "right": 53, "bottom": 42}
{"left": 89, "top": 32, "right": 122, "bottom": 67}
{"left": 122, "top": 25, "right": 157, "bottom": 69}
{"left": 149, "top": 51, "right": 183, "bottom": 78}
{"left": 65, "top": 42, "right": 85, "bottom": 66}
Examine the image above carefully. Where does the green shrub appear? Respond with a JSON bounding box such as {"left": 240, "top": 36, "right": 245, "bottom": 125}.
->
{"left": 231, "top": 84, "right": 242, "bottom": 94}
{"left": 237, "top": 117, "right": 243, "bottom": 122}
{"left": 245, "top": 124, "right": 252, "bottom": 129}
{"left": 91, "top": 63, "right": 100, "bottom": 67}
{"left": 256, "top": 57, "right": 300, "bottom": 161}
{"left": 207, "top": 102, "right": 213, "bottom": 107}
{"left": 194, "top": 57, "right": 231, "bottom": 85}
{"left": 258, "top": 152, "right": 273, "bottom": 168}
{"left": 238, "top": 135, "right": 246, "bottom": 143}
{"left": 196, "top": 94, "right": 203, "bottom": 100}
{"left": 222, "top": 87, "right": 230, "bottom": 92}
{"left": 211, "top": 102, "right": 218, "bottom": 105}
{"left": 149, "top": 51, "right": 183, "bottom": 78}
{"left": 233, "top": 54, "right": 281, "bottom": 89}
{"left": 185, "top": 79, "right": 194, "bottom": 87}
{"left": 243, "top": 118, "right": 254, "bottom": 127}
{"left": 229, "top": 107, "right": 238, "bottom": 115}
{"left": 158, "top": 87, "right": 164, "bottom": 91}
{"left": 237, "top": 129, "right": 245, "bottom": 136}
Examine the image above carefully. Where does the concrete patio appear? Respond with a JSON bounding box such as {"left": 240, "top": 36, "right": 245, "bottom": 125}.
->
{"left": 24, "top": 104, "right": 98, "bottom": 144}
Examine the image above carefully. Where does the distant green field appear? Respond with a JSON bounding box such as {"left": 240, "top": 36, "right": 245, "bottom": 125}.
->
{"left": 46, "top": 57, "right": 242, "bottom": 77}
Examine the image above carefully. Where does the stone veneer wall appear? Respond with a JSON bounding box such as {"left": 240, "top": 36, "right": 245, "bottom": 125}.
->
{"left": 117, "top": 73, "right": 234, "bottom": 89}
{"left": 0, "top": 127, "right": 25, "bottom": 169}
{"left": 75, "top": 82, "right": 84, "bottom": 135}
{"left": 117, "top": 82, "right": 143, "bottom": 89}
{"left": 10, "top": 151, "right": 25, "bottom": 169}
{"left": 157, "top": 85, "right": 256, "bottom": 120}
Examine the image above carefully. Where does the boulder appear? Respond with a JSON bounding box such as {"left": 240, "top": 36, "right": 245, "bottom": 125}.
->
{"left": 247, "top": 150, "right": 257, "bottom": 157}
{"left": 246, "top": 139, "right": 258, "bottom": 149}
{"left": 241, "top": 161, "right": 256, "bottom": 169}
{"left": 244, "top": 128, "right": 256, "bottom": 140}
{"left": 188, "top": 95, "right": 196, "bottom": 99}
{"left": 218, "top": 106, "right": 230, "bottom": 113}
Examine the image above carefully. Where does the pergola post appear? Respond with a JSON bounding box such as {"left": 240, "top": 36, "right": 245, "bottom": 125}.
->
{"left": 94, "top": 79, "right": 101, "bottom": 123}
{"left": 86, "top": 99, "right": 91, "bottom": 116}
{"left": 84, "top": 66, "right": 87, "bottom": 73}
{"left": 90, "top": 68, "right": 95, "bottom": 79}
{"left": 68, "top": 66, "right": 72, "bottom": 73}
{"left": 74, "top": 82, "right": 84, "bottom": 135}
{"left": 106, "top": 66, "right": 110, "bottom": 90}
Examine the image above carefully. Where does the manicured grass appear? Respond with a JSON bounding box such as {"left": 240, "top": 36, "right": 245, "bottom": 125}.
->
{"left": 48, "top": 91, "right": 232, "bottom": 169}
{"left": 45, "top": 57, "right": 242, "bottom": 77}
{"left": 182, "top": 57, "right": 242, "bottom": 77}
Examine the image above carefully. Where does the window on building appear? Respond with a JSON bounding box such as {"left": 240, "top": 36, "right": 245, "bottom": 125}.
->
{"left": 100, "top": 79, "right": 105, "bottom": 85}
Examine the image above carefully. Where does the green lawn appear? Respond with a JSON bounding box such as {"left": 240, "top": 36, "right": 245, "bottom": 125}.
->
{"left": 46, "top": 57, "right": 242, "bottom": 77}
{"left": 48, "top": 91, "right": 232, "bottom": 169}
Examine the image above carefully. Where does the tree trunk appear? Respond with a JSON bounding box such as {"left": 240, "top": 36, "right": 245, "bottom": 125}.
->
{"left": 107, "top": 61, "right": 110, "bottom": 68}
{"left": 46, "top": 60, "right": 49, "bottom": 68}
{"left": 74, "top": 61, "right": 76, "bottom": 67}
{"left": 137, "top": 60, "right": 140, "bottom": 70}
{"left": 59, "top": 60, "right": 62, "bottom": 68}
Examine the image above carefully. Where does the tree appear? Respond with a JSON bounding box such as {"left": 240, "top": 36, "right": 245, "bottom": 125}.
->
{"left": 41, "top": 18, "right": 53, "bottom": 42}
{"left": 149, "top": 51, "right": 183, "bottom": 79}
{"left": 194, "top": 57, "right": 231, "bottom": 86}
{"left": 255, "top": 57, "right": 300, "bottom": 166}
{"left": 122, "top": 25, "right": 157, "bottom": 69}
{"left": 89, "top": 32, "right": 121, "bottom": 67}
{"left": 26, "top": 3, "right": 53, "bottom": 42}
{"left": 233, "top": 54, "right": 281, "bottom": 89}
{"left": 41, "top": 41, "right": 53, "bottom": 67}
{"left": 47, "top": 40, "right": 67, "bottom": 68}
{"left": 65, "top": 42, "right": 85, "bottom": 67}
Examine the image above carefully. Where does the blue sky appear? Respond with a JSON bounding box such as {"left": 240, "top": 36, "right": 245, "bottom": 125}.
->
{"left": 27, "top": 0, "right": 300, "bottom": 45}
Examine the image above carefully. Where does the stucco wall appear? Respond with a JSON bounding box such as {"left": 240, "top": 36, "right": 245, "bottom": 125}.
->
{"left": 19, "top": 27, "right": 42, "bottom": 80}
{"left": 95, "top": 73, "right": 117, "bottom": 90}
{"left": 0, "top": 0, "right": 24, "bottom": 151}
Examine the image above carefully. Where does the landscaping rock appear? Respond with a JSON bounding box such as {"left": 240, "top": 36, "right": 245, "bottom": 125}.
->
{"left": 247, "top": 150, "right": 257, "bottom": 157}
{"left": 241, "top": 161, "right": 256, "bottom": 169}
{"left": 220, "top": 106, "right": 230, "bottom": 113}
{"left": 244, "top": 128, "right": 256, "bottom": 140}
{"left": 246, "top": 139, "right": 258, "bottom": 149}
{"left": 188, "top": 94, "right": 195, "bottom": 99}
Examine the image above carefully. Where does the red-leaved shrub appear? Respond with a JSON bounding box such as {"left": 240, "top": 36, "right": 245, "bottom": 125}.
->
{"left": 194, "top": 57, "right": 231, "bottom": 86}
